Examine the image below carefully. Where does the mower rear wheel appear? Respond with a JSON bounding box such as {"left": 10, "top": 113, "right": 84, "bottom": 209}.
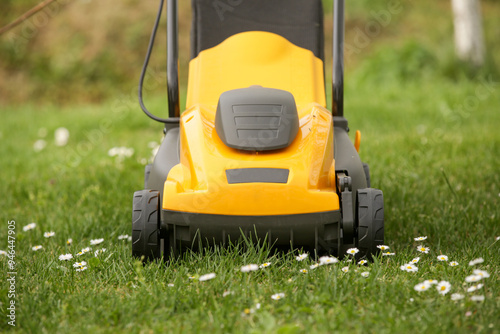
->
{"left": 132, "top": 189, "right": 161, "bottom": 261}
{"left": 356, "top": 188, "right": 384, "bottom": 259}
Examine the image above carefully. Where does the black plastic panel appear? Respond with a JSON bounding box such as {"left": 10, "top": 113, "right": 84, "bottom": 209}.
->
{"left": 215, "top": 86, "right": 299, "bottom": 151}
{"left": 226, "top": 168, "right": 289, "bottom": 184}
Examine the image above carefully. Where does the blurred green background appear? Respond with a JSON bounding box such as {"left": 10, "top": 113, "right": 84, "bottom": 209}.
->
{"left": 1, "top": 0, "right": 499, "bottom": 107}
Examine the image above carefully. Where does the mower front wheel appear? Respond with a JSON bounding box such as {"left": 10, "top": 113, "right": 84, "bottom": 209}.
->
{"left": 132, "top": 189, "right": 161, "bottom": 261}
{"left": 356, "top": 188, "right": 384, "bottom": 259}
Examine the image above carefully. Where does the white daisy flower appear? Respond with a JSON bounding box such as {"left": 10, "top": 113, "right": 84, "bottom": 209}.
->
{"left": 90, "top": 238, "right": 104, "bottom": 245}
{"left": 168, "top": 283, "right": 174, "bottom": 287}
{"left": 0, "top": 250, "right": 8, "bottom": 256}
{"left": 382, "top": 252, "right": 395, "bottom": 256}
{"left": 66, "top": 238, "right": 73, "bottom": 245}
{"left": 436, "top": 281, "right": 451, "bottom": 295}
{"left": 470, "top": 295, "right": 485, "bottom": 302}
{"left": 414, "top": 236, "right": 427, "bottom": 241}
{"left": 299, "top": 269, "right": 308, "bottom": 274}
{"left": 346, "top": 248, "right": 359, "bottom": 256}
{"left": 341, "top": 266, "right": 349, "bottom": 273}
{"left": 424, "top": 279, "right": 438, "bottom": 285}
{"left": 410, "top": 257, "right": 420, "bottom": 264}
{"left": 188, "top": 276, "right": 196, "bottom": 280}
{"left": 319, "top": 256, "right": 339, "bottom": 265}
{"left": 465, "top": 274, "right": 482, "bottom": 283}
{"left": 75, "top": 266, "right": 87, "bottom": 272}
{"left": 54, "top": 127, "right": 70, "bottom": 146}
{"left": 33, "top": 139, "right": 47, "bottom": 152}
{"left": 118, "top": 235, "right": 129, "bottom": 240}
{"left": 240, "top": 264, "right": 259, "bottom": 273}
{"left": 468, "top": 258, "right": 484, "bottom": 266}
{"left": 199, "top": 273, "right": 216, "bottom": 281}
{"left": 259, "top": 262, "right": 272, "bottom": 269}
{"left": 496, "top": 236, "right": 500, "bottom": 241}
{"left": 59, "top": 254, "right": 73, "bottom": 261}
{"left": 449, "top": 261, "right": 459, "bottom": 267}
{"left": 222, "top": 290, "right": 233, "bottom": 297}
{"left": 358, "top": 260, "right": 368, "bottom": 265}
{"left": 73, "top": 261, "right": 87, "bottom": 268}
{"left": 94, "top": 248, "right": 107, "bottom": 257}
{"left": 403, "top": 264, "right": 418, "bottom": 272}
{"left": 309, "top": 263, "right": 320, "bottom": 270}
{"left": 451, "top": 293, "right": 465, "bottom": 301}
{"left": 376, "top": 245, "right": 390, "bottom": 251}
{"left": 467, "top": 284, "right": 483, "bottom": 293}
{"left": 414, "top": 282, "right": 431, "bottom": 292}
{"left": 44, "top": 231, "right": 55, "bottom": 238}
{"left": 416, "top": 245, "right": 430, "bottom": 254}
{"left": 271, "top": 293, "right": 285, "bottom": 300}
{"left": 32, "top": 245, "right": 43, "bottom": 251}
{"left": 473, "top": 269, "right": 490, "bottom": 279}
{"left": 437, "top": 255, "right": 448, "bottom": 262}
{"left": 296, "top": 253, "right": 308, "bottom": 261}
{"left": 23, "top": 223, "right": 36, "bottom": 231}
{"left": 75, "top": 251, "right": 85, "bottom": 257}
{"left": 127, "top": 236, "right": 132, "bottom": 242}
{"left": 361, "top": 272, "right": 370, "bottom": 277}
{"left": 82, "top": 247, "right": 91, "bottom": 253}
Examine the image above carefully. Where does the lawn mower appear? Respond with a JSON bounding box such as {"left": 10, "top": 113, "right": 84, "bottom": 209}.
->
{"left": 132, "top": 0, "right": 384, "bottom": 261}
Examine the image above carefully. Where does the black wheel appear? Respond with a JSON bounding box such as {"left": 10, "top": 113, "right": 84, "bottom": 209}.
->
{"left": 132, "top": 189, "right": 161, "bottom": 261}
{"left": 356, "top": 188, "right": 384, "bottom": 259}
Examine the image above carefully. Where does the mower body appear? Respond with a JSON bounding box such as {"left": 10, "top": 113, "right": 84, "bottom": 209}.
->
{"left": 133, "top": 0, "right": 384, "bottom": 260}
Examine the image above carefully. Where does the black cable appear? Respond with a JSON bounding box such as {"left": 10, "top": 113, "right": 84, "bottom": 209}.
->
{"left": 138, "top": 0, "right": 175, "bottom": 123}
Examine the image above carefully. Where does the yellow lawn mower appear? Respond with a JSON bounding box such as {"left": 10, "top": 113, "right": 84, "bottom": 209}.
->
{"left": 133, "top": 0, "right": 384, "bottom": 261}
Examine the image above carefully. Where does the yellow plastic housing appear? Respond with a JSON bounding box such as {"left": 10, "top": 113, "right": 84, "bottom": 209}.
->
{"left": 163, "top": 31, "right": 338, "bottom": 216}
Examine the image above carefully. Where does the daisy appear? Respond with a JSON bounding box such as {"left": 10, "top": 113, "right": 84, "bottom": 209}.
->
{"left": 76, "top": 266, "right": 87, "bottom": 272}
{"left": 73, "top": 261, "right": 87, "bottom": 268}
{"left": 222, "top": 290, "right": 233, "bottom": 297}
{"left": 414, "top": 282, "right": 431, "bottom": 292}
{"left": 410, "top": 257, "right": 420, "bottom": 264}
{"left": 94, "top": 249, "right": 107, "bottom": 257}
{"left": 240, "top": 264, "right": 259, "bottom": 273}
{"left": 0, "top": 250, "right": 7, "bottom": 256}
{"left": 299, "top": 269, "right": 308, "bottom": 274}
{"left": 23, "top": 223, "right": 36, "bottom": 231}
{"left": 437, "top": 255, "right": 448, "bottom": 262}
{"left": 32, "top": 245, "right": 42, "bottom": 251}
{"left": 82, "top": 247, "right": 91, "bottom": 253}
{"left": 449, "top": 261, "right": 459, "bottom": 267}
{"left": 346, "top": 248, "right": 359, "bottom": 256}
{"left": 358, "top": 260, "right": 368, "bottom": 265}
{"left": 309, "top": 263, "right": 320, "bottom": 270}
{"left": 377, "top": 245, "right": 390, "bottom": 251}
{"left": 118, "top": 235, "right": 129, "bottom": 240}
{"left": 259, "top": 262, "right": 272, "bottom": 269}
{"left": 44, "top": 231, "right": 55, "bottom": 238}
{"left": 54, "top": 127, "right": 70, "bottom": 146}
{"left": 416, "top": 245, "right": 430, "bottom": 254}
{"left": 33, "top": 139, "right": 47, "bottom": 152}
{"left": 296, "top": 253, "right": 308, "bottom": 261}
{"left": 468, "top": 257, "right": 484, "bottom": 266}
{"left": 66, "top": 238, "right": 73, "bottom": 245}
{"left": 90, "top": 238, "right": 104, "bottom": 245}
{"left": 382, "top": 252, "right": 395, "bottom": 256}
{"left": 319, "top": 256, "right": 339, "bottom": 265}
{"left": 467, "top": 284, "right": 483, "bottom": 293}
{"left": 341, "top": 266, "right": 349, "bottom": 273}
{"left": 271, "top": 293, "right": 285, "bottom": 300}
{"left": 436, "top": 281, "right": 451, "bottom": 295}
{"left": 59, "top": 254, "right": 73, "bottom": 261}
{"left": 465, "top": 274, "right": 482, "bottom": 283}
{"left": 451, "top": 293, "right": 465, "bottom": 301}
{"left": 473, "top": 269, "right": 490, "bottom": 279}
{"left": 361, "top": 272, "right": 370, "bottom": 277}
{"left": 470, "top": 295, "right": 485, "bottom": 302}
{"left": 403, "top": 264, "right": 418, "bottom": 272}
{"left": 424, "top": 279, "right": 438, "bottom": 285}
{"left": 167, "top": 283, "right": 174, "bottom": 287}
{"left": 199, "top": 273, "right": 216, "bottom": 282}
{"left": 414, "top": 236, "right": 427, "bottom": 241}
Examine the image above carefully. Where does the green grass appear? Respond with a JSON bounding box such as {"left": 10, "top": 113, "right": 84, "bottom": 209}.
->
{"left": 0, "top": 64, "right": 499, "bottom": 333}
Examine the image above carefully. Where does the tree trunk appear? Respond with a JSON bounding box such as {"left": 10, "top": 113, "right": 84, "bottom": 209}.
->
{"left": 451, "top": 0, "right": 485, "bottom": 67}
